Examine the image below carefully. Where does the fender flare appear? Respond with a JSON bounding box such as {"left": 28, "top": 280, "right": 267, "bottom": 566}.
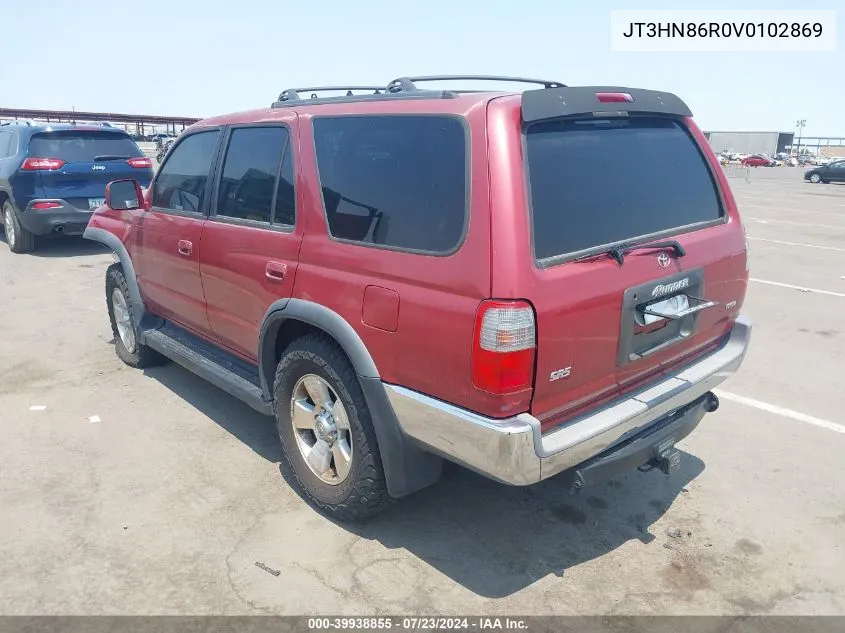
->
{"left": 83, "top": 226, "right": 146, "bottom": 325}
{"left": 258, "top": 298, "right": 378, "bottom": 399}
{"left": 258, "top": 298, "right": 442, "bottom": 498}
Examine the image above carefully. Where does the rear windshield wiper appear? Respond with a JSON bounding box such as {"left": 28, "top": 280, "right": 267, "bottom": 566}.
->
{"left": 94, "top": 154, "right": 133, "bottom": 162}
{"left": 575, "top": 240, "right": 686, "bottom": 266}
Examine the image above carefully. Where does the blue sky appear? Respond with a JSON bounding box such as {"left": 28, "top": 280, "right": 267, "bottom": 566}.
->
{"left": 1, "top": 1, "right": 841, "bottom": 136}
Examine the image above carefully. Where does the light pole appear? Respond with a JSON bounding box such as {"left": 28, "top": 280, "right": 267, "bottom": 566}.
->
{"left": 795, "top": 119, "right": 806, "bottom": 156}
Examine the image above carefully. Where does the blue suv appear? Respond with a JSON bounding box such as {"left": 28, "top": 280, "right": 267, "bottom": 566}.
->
{"left": 0, "top": 122, "right": 154, "bottom": 253}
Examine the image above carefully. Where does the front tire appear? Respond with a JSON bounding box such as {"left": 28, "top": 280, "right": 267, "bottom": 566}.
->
{"left": 274, "top": 334, "right": 393, "bottom": 522}
{"left": 3, "top": 201, "right": 35, "bottom": 254}
{"left": 106, "top": 264, "right": 165, "bottom": 368}
{"left": 809, "top": 173, "right": 822, "bottom": 183}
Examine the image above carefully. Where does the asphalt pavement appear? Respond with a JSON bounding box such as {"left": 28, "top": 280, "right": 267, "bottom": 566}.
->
{"left": 0, "top": 166, "right": 843, "bottom": 615}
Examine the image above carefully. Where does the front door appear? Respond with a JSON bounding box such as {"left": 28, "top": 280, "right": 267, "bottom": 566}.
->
{"left": 200, "top": 120, "right": 302, "bottom": 361}
{"left": 134, "top": 128, "right": 223, "bottom": 338}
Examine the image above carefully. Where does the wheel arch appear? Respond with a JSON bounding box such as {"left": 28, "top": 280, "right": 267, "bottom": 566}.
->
{"left": 258, "top": 298, "right": 443, "bottom": 498}
{"left": 83, "top": 226, "right": 145, "bottom": 325}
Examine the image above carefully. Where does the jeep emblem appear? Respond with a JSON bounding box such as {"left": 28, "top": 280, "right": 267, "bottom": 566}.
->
{"left": 657, "top": 252, "right": 671, "bottom": 268}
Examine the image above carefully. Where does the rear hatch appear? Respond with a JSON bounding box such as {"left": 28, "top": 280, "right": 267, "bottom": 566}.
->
{"left": 511, "top": 88, "right": 748, "bottom": 427}
{"left": 25, "top": 129, "right": 153, "bottom": 210}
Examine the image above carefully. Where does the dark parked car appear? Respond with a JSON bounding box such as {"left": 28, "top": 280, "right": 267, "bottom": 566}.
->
{"left": 804, "top": 160, "right": 845, "bottom": 183}
{"left": 84, "top": 76, "right": 751, "bottom": 520}
{"left": 0, "top": 122, "right": 154, "bottom": 253}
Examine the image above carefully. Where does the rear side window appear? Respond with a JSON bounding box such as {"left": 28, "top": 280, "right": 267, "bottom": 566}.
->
{"left": 152, "top": 130, "right": 220, "bottom": 213}
{"left": 27, "top": 131, "right": 143, "bottom": 162}
{"left": 217, "top": 126, "right": 290, "bottom": 224}
{"left": 313, "top": 115, "right": 466, "bottom": 253}
{"left": 525, "top": 118, "right": 722, "bottom": 262}
{"left": 0, "top": 131, "right": 10, "bottom": 158}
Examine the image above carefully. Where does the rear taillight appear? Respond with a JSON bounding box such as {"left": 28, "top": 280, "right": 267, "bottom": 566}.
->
{"left": 472, "top": 300, "right": 536, "bottom": 394}
{"left": 21, "top": 157, "right": 65, "bottom": 171}
{"left": 127, "top": 157, "right": 152, "bottom": 169}
{"left": 596, "top": 92, "right": 634, "bottom": 103}
{"left": 31, "top": 201, "right": 62, "bottom": 210}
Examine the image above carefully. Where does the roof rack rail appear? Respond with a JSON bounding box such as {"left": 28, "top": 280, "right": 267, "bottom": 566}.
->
{"left": 1, "top": 119, "right": 36, "bottom": 126}
{"left": 386, "top": 75, "right": 566, "bottom": 93}
{"left": 277, "top": 85, "right": 384, "bottom": 103}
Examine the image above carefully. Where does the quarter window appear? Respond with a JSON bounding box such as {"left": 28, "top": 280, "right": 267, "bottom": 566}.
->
{"left": 313, "top": 116, "right": 466, "bottom": 253}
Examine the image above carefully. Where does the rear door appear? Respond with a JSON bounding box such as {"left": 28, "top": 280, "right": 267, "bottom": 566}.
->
{"left": 25, "top": 129, "right": 153, "bottom": 209}
{"left": 493, "top": 89, "right": 748, "bottom": 425}
{"left": 199, "top": 119, "right": 303, "bottom": 361}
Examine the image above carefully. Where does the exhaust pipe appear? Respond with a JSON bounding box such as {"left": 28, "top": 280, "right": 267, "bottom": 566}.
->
{"left": 705, "top": 391, "right": 720, "bottom": 413}
{"left": 54, "top": 225, "right": 65, "bottom": 233}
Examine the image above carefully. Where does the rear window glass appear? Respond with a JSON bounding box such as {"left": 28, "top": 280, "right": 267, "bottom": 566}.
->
{"left": 28, "top": 131, "right": 143, "bottom": 163}
{"left": 313, "top": 115, "right": 466, "bottom": 253}
{"left": 525, "top": 118, "right": 722, "bottom": 262}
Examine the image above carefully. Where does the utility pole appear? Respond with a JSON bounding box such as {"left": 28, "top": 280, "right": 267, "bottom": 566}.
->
{"left": 795, "top": 119, "right": 806, "bottom": 155}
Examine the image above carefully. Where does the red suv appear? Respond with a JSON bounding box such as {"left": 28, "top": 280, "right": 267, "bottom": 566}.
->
{"left": 85, "top": 76, "right": 752, "bottom": 521}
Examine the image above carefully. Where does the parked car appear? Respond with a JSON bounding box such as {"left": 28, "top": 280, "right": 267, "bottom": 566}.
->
{"left": 0, "top": 122, "right": 154, "bottom": 253}
{"left": 804, "top": 159, "right": 845, "bottom": 183}
{"left": 84, "top": 76, "right": 751, "bottom": 520}
{"left": 741, "top": 154, "right": 775, "bottom": 167}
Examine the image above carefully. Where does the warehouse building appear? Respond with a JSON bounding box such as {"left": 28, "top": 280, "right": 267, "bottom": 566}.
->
{"left": 703, "top": 131, "right": 795, "bottom": 157}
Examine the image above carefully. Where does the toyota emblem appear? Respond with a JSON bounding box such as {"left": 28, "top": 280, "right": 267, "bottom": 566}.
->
{"left": 657, "top": 253, "right": 671, "bottom": 268}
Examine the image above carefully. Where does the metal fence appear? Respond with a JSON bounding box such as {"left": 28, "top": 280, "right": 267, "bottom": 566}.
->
{"left": 721, "top": 163, "right": 750, "bottom": 183}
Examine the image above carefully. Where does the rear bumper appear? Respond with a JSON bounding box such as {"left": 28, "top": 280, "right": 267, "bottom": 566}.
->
{"left": 386, "top": 315, "right": 752, "bottom": 486}
{"left": 18, "top": 200, "right": 93, "bottom": 236}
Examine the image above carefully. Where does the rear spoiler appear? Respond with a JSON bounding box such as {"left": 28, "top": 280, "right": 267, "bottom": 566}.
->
{"left": 522, "top": 86, "right": 692, "bottom": 123}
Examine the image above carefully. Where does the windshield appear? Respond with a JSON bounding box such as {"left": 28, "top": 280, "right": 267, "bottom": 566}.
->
{"left": 27, "top": 131, "right": 143, "bottom": 163}
{"left": 525, "top": 117, "right": 723, "bottom": 262}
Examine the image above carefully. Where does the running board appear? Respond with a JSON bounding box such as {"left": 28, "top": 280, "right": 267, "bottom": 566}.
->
{"left": 142, "top": 325, "right": 273, "bottom": 417}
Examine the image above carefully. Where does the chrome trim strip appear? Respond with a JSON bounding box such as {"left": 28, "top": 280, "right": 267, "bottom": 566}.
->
{"left": 385, "top": 316, "right": 751, "bottom": 486}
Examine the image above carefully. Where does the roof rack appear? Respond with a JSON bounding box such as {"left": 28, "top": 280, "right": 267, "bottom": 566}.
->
{"left": 386, "top": 75, "right": 566, "bottom": 93}
{"left": 1, "top": 119, "right": 36, "bottom": 126}
{"left": 276, "top": 86, "right": 385, "bottom": 103}
{"left": 270, "top": 75, "right": 565, "bottom": 109}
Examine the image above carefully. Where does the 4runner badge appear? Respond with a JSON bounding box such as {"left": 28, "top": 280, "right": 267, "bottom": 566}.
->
{"left": 652, "top": 278, "right": 690, "bottom": 297}
{"left": 550, "top": 367, "right": 572, "bottom": 382}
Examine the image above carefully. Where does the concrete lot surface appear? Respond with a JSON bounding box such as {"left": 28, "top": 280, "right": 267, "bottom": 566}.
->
{"left": 0, "top": 168, "right": 843, "bottom": 615}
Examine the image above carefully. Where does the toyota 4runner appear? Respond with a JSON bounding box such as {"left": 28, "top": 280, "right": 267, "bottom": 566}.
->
{"left": 84, "top": 75, "right": 752, "bottom": 521}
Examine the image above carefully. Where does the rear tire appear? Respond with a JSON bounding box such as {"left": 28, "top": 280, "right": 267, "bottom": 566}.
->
{"left": 274, "top": 334, "right": 393, "bottom": 522}
{"left": 3, "top": 201, "right": 36, "bottom": 254}
{"left": 106, "top": 263, "right": 166, "bottom": 369}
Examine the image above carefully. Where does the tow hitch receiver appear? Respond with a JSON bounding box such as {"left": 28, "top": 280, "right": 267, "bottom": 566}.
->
{"left": 638, "top": 437, "right": 681, "bottom": 475}
{"left": 559, "top": 392, "right": 716, "bottom": 496}
{"left": 657, "top": 446, "right": 682, "bottom": 475}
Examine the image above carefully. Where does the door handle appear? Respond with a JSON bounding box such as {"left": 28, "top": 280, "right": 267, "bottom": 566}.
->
{"left": 177, "top": 240, "right": 192, "bottom": 256}
{"left": 265, "top": 261, "right": 287, "bottom": 281}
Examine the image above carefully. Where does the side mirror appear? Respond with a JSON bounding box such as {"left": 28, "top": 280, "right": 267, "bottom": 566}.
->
{"left": 105, "top": 179, "right": 144, "bottom": 211}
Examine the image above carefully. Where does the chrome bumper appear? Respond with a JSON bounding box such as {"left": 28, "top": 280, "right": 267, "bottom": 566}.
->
{"left": 385, "top": 316, "right": 752, "bottom": 486}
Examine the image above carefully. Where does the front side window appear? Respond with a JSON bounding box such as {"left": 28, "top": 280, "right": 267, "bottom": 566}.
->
{"left": 152, "top": 130, "right": 220, "bottom": 213}
{"left": 313, "top": 115, "right": 467, "bottom": 253}
{"left": 217, "top": 127, "right": 289, "bottom": 224}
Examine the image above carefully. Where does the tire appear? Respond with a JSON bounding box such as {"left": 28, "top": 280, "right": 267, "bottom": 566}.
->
{"left": 105, "top": 263, "right": 166, "bottom": 368}
{"left": 3, "top": 201, "right": 36, "bottom": 254}
{"left": 274, "top": 334, "right": 393, "bottom": 522}
{"left": 809, "top": 173, "right": 822, "bottom": 183}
